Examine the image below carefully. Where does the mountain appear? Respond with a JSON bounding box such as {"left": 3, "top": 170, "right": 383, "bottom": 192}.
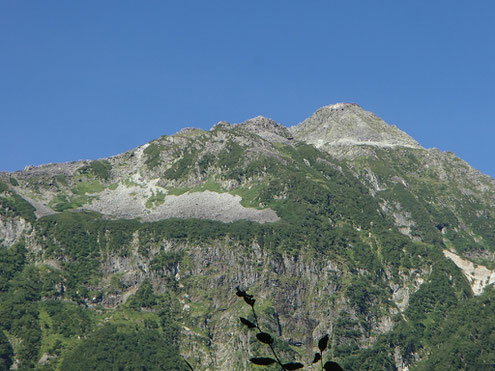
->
{"left": 1, "top": 103, "right": 495, "bottom": 370}
{"left": 291, "top": 103, "right": 421, "bottom": 150}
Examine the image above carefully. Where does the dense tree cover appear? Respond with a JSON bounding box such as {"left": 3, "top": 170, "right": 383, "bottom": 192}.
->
{"left": 0, "top": 330, "right": 13, "bottom": 371}
{"left": 0, "top": 244, "right": 185, "bottom": 370}
{"left": 128, "top": 279, "right": 157, "bottom": 309}
{"left": 331, "top": 257, "right": 473, "bottom": 370}
{"left": 414, "top": 287, "right": 495, "bottom": 370}
{"left": 0, "top": 241, "right": 45, "bottom": 368}
{"left": 57, "top": 280, "right": 185, "bottom": 370}
{"left": 43, "top": 300, "right": 93, "bottom": 338}
{"left": 60, "top": 323, "right": 188, "bottom": 371}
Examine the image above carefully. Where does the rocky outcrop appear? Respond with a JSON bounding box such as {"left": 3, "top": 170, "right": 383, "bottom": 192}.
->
{"left": 444, "top": 250, "right": 495, "bottom": 295}
{"left": 0, "top": 216, "right": 31, "bottom": 247}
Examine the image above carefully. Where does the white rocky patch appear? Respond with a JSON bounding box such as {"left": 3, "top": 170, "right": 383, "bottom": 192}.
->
{"left": 317, "top": 138, "right": 421, "bottom": 149}
{"left": 443, "top": 250, "right": 495, "bottom": 295}
{"left": 134, "top": 143, "right": 149, "bottom": 162}
{"left": 82, "top": 184, "right": 279, "bottom": 224}
{"left": 0, "top": 217, "right": 29, "bottom": 247}
{"left": 147, "top": 191, "right": 279, "bottom": 223}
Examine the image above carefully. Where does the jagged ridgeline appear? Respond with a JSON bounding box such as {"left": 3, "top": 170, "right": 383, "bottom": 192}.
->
{"left": 1, "top": 103, "right": 495, "bottom": 370}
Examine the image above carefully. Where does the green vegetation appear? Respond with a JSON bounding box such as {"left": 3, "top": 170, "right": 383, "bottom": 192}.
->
{"left": 0, "top": 180, "right": 36, "bottom": 222}
{"left": 123, "top": 177, "right": 140, "bottom": 188}
{"left": 0, "top": 253, "right": 42, "bottom": 368}
{"left": 0, "top": 243, "right": 187, "bottom": 370}
{"left": 77, "top": 160, "right": 112, "bottom": 180}
{"left": 9, "top": 177, "right": 19, "bottom": 187}
{"left": 50, "top": 194, "right": 94, "bottom": 212}
{"left": 56, "top": 281, "right": 187, "bottom": 370}
{"left": 146, "top": 190, "right": 166, "bottom": 208}
{"left": 164, "top": 148, "right": 199, "bottom": 180}
{"left": 71, "top": 179, "right": 105, "bottom": 195}
{"left": 42, "top": 300, "right": 93, "bottom": 338}
{"left": 45, "top": 162, "right": 111, "bottom": 211}
{"left": 216, "top": 141, "right": 245, "bottom": 179}
{"left": 0, "top": 329, "right": 13, "bottom": 370}
{"left": 355, "top": 148, "right": 495, "bottom": 254}
{"left": 414, "top": 287, "right": 495, "bottom": 370}
{"left": 144, "top": 142, "right": 164, "bottom": 169}
{"left": 168, "top": 178, "right": 224, "bottom": 196}
{"left": 61, "top": 323, "right": 188, "bottom": 371}
{"left": 55, "top": 174, "right": 68, "bottom": 186}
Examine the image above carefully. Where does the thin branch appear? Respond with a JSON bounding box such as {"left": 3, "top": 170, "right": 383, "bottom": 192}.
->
{"left": 250, "top": 304, "right": 286, "bottom": 370}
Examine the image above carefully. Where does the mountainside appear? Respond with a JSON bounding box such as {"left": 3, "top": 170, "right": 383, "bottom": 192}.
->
{"left": 1, "top": 103, "right": 495, "bottom": 370}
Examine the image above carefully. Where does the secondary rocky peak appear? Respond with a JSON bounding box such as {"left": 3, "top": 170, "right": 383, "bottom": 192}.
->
{"left": 237, "top": 115, "right": 292, "bottom": 142}
{"left": 291, "top": 103, "right": 421, "bottom": 150}
{"left": 239, "top": 115, "right": 282, "bottom": 131}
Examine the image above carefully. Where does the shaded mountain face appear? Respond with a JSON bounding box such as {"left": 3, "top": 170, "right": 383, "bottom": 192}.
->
{"left": 1, "top": 104, "right": 494, "bottom": 370}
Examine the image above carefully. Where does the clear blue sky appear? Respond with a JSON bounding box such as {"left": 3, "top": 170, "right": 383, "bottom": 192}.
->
{"left": 1, "top": 1, "right": 494, "bottom": 176}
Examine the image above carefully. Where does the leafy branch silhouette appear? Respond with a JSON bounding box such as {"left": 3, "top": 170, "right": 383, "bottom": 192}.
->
{"left": 236, "top": 287, "right": 343, "bottom": 370}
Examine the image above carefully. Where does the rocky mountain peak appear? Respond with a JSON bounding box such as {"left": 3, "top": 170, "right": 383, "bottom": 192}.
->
{"left": 290, "top": 103, "right": 421, "bottom": 150}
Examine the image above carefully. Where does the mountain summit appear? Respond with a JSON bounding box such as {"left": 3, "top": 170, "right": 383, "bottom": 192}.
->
{"left": 291, "top": 103, "right": 421, "bottom": 151}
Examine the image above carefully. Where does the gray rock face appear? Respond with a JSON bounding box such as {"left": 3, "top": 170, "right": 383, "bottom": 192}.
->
{"left": 290, "top": 103, "right": 421, "bottom": 150}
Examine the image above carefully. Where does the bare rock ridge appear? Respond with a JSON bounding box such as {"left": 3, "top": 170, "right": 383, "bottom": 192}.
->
{"left": 290, "top": 103, "right": 422, "bottom": 150}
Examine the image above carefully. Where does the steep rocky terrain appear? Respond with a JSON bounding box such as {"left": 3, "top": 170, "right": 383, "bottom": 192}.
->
{"left": 1, "top": 103, "right": 494, "bottom": 370}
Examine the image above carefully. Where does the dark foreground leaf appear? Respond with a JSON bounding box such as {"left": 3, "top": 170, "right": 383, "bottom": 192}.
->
{"left": 312, "top": 352, "right": 322, "bottom": 363}
{"left": 250, "top": 357, "right": 276, "bottom": 365}
{"left": 256, "top": 332, "right": 274, "bottom": 344}
{"left": 235, "top": 287, "right": 245, "bottom": 297}
{"left": 318, "top": 334, "right": 329, "bottom": 352}
{"left": 324, "top": 360, "right": 344, "bottom": 371}
{"left": 244, "top": 296, "right": 256, "bottom": 306}
{"left": 239, "top": 317, "right": 256, "bottom": 328}
{"left": 283, "top": 362, "right": 304, "bottom": 370}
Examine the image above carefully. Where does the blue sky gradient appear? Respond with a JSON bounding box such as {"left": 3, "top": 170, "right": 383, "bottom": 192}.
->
{"left": 1, "top": 1, "right": 494, "bottom": 176}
